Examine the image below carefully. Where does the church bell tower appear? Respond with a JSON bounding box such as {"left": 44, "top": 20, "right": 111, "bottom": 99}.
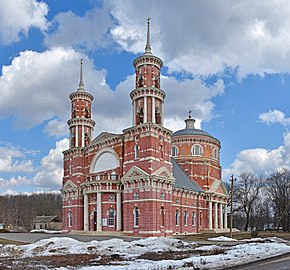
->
{"left": 131, "top": 18, "right": 165, "bottom": 126}
{"left": 68, "top": 60, "right": 95, "bottom": 148}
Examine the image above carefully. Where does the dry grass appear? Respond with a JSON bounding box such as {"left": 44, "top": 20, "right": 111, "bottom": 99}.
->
{"left": 0, "top": 238, "right": 25, "bottom": 246}
{"left": 176, "top": 231, "right": 290, "bottom": 241}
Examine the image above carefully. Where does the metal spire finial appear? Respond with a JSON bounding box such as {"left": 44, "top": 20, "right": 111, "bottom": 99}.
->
{"left": 188, "top": 110, "right": 192, "bottom": 119}
{"left": 78, "top": 59, "right": 85, "bottom": 90}
{"left": 145, "top": 17, "right": 152, "bottom": 54}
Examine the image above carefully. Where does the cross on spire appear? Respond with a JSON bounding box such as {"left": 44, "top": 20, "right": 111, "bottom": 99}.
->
{"left": 188, "top": 110, "right": 192, "bottom": 119}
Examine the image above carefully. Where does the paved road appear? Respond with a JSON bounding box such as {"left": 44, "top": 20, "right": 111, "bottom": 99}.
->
{"left": 0, "top": 232, "right": 141, "bottom": 243}
{"left": 228, "top": 253, "right": 290, "bottom": 270}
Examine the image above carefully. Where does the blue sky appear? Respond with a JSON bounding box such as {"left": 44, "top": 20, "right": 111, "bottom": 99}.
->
{"left": 1, "top": 0, "right": 290, "bottom": 194}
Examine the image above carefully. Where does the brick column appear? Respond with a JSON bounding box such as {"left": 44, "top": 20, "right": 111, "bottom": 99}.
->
{"left": 116, "top": 192, "right": 122, "bottom": 231}
{"left": 208, "top": 201, "right": 213, "bottom": 229}
{"left": 96, "top": 192, "right": 102, "bottom": 231}
{"left": 214, "top": 202, "right": 218, "bottom": 229}
{"left": 83, "top": 193, "right": 89, "bottom": 231}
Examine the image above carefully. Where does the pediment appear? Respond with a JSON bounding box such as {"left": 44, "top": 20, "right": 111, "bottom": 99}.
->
{"left": 208, "top": 180, "right": 229, "bottom": 196}
{"left": 63, "top": 180, "right": 78, "bottom": 189}
{"left": 152, "top": 166, "right": 174, "bottom": 180}
{"left": 91, "top": 132, "right": 120, "bottom": 144}
{"left": 122, "top": 166, "right": 149, "bottom": 180}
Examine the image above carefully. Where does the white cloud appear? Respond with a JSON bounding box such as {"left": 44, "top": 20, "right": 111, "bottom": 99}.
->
{"left": 45, "top": 7, "right": 114, "bottom": 49}
{"left": 33, "top": 138, "right": 69, "bottom": 189}
{"left": 0, "top": 176, "right": 31, "bottom": 187}
{"left": 0, "top": 176, "right": 32, "bottom": 195}
{"left": 259, "top": 109, "right": 290, "bottom": 126}
{"left": 0, "top": 0, "right": 49, "bottom": 45}
{"left": 108, "top": 0, "right": 290, "bottom": 77}
{"left": 223, "top": 132, "right": 290, "bottom": 179}
{"left": 0, "top": 144, "right": 34, "bottom": 173}
{"left": 0, "top": 47, "right": 107, "bottom": 129}
{"left": 44, "top": 119, "right": 68, "bottom": 137}
{"left": 1, "top": 46, "right": 224, "bottom": 137}
{"left": 163, "top": 77, "right": 224, "bottom": 125}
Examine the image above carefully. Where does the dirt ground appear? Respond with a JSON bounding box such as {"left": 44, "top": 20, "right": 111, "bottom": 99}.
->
{"left": 0, "top": 231, "right": 289, "bottom": 270}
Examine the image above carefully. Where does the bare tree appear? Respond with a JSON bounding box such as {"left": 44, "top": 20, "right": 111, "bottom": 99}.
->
{"left": 0, "top": 193, "right": 62, "bottom": 231}
{"left": 266, "top": 170, "right": 290, "bottom": 231}
{"left": 234, "top": 172, "right": 263, "bottom": 231}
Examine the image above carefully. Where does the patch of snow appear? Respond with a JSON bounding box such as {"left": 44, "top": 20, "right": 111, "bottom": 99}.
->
{"left": 208, "top": 236, "right": 237, "bottom": 241}
{"left": 0, "top": 236, "right": 290, "bottom": 269}
{"left": 30, "top": 229, "right": 62, "bottom": 234}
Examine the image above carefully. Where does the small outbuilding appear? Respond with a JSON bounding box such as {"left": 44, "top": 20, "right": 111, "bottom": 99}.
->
{"left": 0, "top": 223, "right": 7, "bottom": 230}
{"left": 32, "top": 215, "right": 62, "bottom": 231}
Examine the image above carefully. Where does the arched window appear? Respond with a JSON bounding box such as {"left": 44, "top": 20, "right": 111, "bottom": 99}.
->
{"left": 161, "top": 207, "right": 165, "bottom": 227}
{"left": 92, "top": 150, "right": 119, "bottom": 173}
{"left": 108, "top": 208, "right": 115, "bottom": 226}
{"left": 171, "top": 146, "right": 178, "bottom": 157}
{"left": 184, "top": 211, "right": 188, "bottom": 226}
{"left": 134, "top": 145, "right": 139, "bottom": 159}
{"left": 192, "top": 212, "right": 196, "bottom": 226}
{"left": 133, "top": 207, "right": 139, "bottom": 227}
{"left": 160, "top": 145, "right": 164, "bottom": 159}
{"left": 68, "top": 211, "right": 72, "bottom": 227}
{"left": 192, "top": 144, "right": 203, "bottom": 156}
{"left": 199, "top": 212, "right": 202, "bottom": 227}
{"left": 175, "top": 210, "right": 180, "bottom": 226}
{"left": 212, "top": 148, "right": 219, "bottom": 160}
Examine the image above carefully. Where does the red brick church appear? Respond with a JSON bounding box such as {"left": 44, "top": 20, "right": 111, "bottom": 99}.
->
{"left": 61, "top": 20, "right": 228, "bottom": 236}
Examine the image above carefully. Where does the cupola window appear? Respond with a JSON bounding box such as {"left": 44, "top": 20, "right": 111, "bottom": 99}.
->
{"left": 212, "top": 148, "right": 219, "bottom": 160}
{"left": 192, "top": 144, "right": 203, "bottom": 156}
{"left": 171, "top": 146, "right": 178, "bottom": 157}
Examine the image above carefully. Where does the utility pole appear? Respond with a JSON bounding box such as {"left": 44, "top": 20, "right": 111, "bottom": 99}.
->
{"left": 230, "top": 174, "right": 235, "bottom": 238}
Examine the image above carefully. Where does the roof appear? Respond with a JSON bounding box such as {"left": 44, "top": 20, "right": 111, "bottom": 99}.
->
{"left": 172, "top": 158, "right": 203, "bottom": 192}
{"left": 33, "top": 216, "right": 62, "bottom": 223}
{"left": 172, "top": 128, "right": 213, "bottom": 137}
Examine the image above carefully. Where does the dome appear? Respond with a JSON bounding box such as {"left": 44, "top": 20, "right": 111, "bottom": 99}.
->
{"left": 172, "top": 128, "right": 212, "bottom": 137}
{"left": 172, "top": 114, "right": 214, "bottom": 139}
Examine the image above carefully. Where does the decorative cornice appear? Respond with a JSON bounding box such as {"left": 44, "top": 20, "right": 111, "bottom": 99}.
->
{"left": 133, "top": 54, "right": 163, "bottom": 69}
{"left": 69, "top": 91, "right": 94, "bottom": 101}
{"left": 130, "top": 87, "right": 166, "bottom": 100}
{"left": 67, "top": 118, "right": 95, "bottom": 127}
{"left": 123, "top": 122, "right": 172, "bottom": 136}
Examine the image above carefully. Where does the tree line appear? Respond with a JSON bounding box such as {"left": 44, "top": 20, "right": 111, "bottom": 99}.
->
{"left": 230, "top": 169, "right": 290, "bottom": 232}
{"left": 0, "top": 193, "right": 62, "bottom": 231}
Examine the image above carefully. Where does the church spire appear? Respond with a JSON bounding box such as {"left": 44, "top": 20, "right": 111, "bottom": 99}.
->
{"left": 144, "top": 18, "right": 152, "bottom": 54}
{"left": 78, "top": 59, "right": 85, "bottom": 91}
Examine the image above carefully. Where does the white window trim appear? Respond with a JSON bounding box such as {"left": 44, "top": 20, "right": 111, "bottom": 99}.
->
{"left": 192, "top": 144, "right": 203, "bottom": 156}
{"left": 171, "top": 145, "right": 178, "bottom": 157}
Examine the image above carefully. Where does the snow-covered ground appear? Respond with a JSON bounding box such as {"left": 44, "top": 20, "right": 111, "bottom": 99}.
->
{"left": 30, "top": 229, "right": 62, "bottom": 234}
{"left": 0, "top": 236, "right": 289, "bottom": 269}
